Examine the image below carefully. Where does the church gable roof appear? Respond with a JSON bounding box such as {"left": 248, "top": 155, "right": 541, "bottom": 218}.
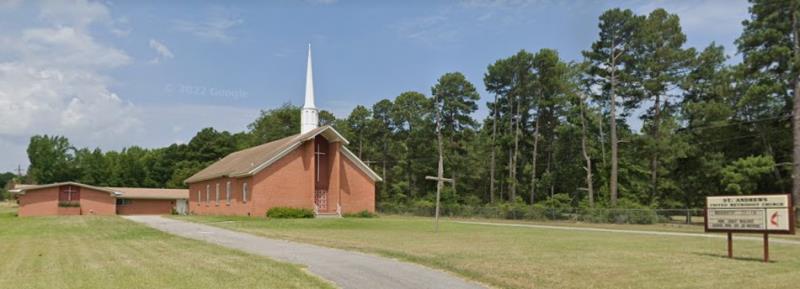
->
{"left": 184, "top": 125, "right": 379, "bottom": 184}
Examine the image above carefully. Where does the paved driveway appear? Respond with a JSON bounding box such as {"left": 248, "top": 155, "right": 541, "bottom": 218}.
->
{"left": 123, "top": 215, "right": 486, "bottom": 289}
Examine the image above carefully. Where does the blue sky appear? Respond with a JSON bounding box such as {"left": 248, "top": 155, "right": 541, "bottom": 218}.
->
{"left": 0, "top": 0, "right": 750, "bottom": 173}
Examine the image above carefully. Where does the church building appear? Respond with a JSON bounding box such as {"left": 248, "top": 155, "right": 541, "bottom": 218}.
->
{"left": 184, "top": 45, "right": 381, "bottom": 217}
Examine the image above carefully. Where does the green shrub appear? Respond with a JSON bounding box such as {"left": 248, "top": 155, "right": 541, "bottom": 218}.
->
{"left": 343, "top": 210, "right": 378, "bottom": 218}
{"left": 578, "top": 199, "right": 658, "bottom": 224}
{"left": 266, "top": 207, "right": 315, "bottom": 219}
{"left": 412, "top": 199, "right": 435, "bottom": 216}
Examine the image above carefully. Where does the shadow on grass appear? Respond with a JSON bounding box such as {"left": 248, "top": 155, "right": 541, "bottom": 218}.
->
{"left": 693, "top": 252, "right": 773, "bottom": 263}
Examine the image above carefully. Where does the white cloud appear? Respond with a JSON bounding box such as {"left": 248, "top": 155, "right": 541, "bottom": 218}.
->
{"left": 0, "top": 0, "right": 141, "bottom": 171}
{"left": 393, "top": 15, "right": 458, "bottom": 45}
{"left": 15, "top": 27, "right": 131, "bottom": 68}
{"left": 173, "top": 16, "right": 243, "bottom": 43}
{"left": 148, "top": 39, "right": 174, "bottom": 64}
{"left": 38, "top": 0, "right": 111, "bottom": 28}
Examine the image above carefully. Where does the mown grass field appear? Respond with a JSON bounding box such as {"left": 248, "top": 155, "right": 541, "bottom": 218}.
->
{"left": 176, "top": 215, "right": 800, "bottom": 289}
{"left": 453, "top": 217, "right": 800, "bottom": 242}
{"left": 0, "top": 202, "right": 333, "bottom": 289}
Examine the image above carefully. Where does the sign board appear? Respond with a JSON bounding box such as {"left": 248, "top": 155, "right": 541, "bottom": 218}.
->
{"left": 705, "top": 194, "right": 795, "bottom": 235}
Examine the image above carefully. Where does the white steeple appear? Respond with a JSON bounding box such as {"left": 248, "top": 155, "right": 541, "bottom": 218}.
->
{"left": 301, "top": 43, "right": 319, "bottom": 134}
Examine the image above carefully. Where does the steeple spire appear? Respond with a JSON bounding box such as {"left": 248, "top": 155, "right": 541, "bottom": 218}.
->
{"left": 304, "top": 43, "right": 315, "bottom": 109}
{"left": 301, "top": 43, "right": 319, "bottom": 134}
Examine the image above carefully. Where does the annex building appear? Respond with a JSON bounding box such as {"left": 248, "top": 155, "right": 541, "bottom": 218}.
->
{"left": 11, "top": 182, "right": 188, "bottom": 216}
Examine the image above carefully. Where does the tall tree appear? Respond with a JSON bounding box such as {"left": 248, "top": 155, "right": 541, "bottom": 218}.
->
{"left": 485, "top": 50, "right": 536, "bottom": 202}
{"left": 343, "top": 105, "right": 372, "bottom": 158}
{"left": 391, "top": 91, "right": 434, "bottom": 198}
{"left": 634, "top": 8, "right": 693, "bottom": 204}
{"left": 583, "top": 8, "right": 643, "bottom": 206}
{"left": 530, "top": 49, "right": 570, "bottom": 203}
{"left": 737, "top": 0, "right": 800, "bottom": 207}
{"left": 27, "top": 135, "right": 76, "bottom": 184}
{"left": 372, "top": 99, "right": 395, "bottom": 199}
{"left": 432, "top": 72, "right": 480, "bottom": 197}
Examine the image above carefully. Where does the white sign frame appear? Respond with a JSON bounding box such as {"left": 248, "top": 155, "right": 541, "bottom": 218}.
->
{"left": 705, "top": 194, "right": 795, "bottom": 235}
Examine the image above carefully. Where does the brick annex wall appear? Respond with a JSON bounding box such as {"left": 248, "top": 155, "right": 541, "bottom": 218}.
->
{"left": 117, "top": 199, "right": 175, "bottom": 215}
{"left": 80, "top": 188, "right": 116, "bottom": 215}
{"left": 17, "top": 186, "right": 116, "bottom": 216}
{"left": 17, "top": 187, "right": 59, "bottom": 216}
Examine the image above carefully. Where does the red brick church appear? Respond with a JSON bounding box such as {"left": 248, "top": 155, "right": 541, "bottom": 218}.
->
{"left": 184, "top": 45, "right": 381, "bottom": 217}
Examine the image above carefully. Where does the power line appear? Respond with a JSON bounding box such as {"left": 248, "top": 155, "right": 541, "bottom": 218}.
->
{"left": 679, "top": 114, "right": 791, "bottom": 132}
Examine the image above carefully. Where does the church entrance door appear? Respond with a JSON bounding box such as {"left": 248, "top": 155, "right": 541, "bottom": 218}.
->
{"left": 315, "top": 189, "right": 328, "bottom": 211}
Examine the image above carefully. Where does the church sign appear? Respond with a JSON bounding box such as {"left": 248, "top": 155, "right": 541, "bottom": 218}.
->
{"left": 705, "top": 194, "right": 795, "bottom": 262}
{"left": 705, "top": 194, "right": 795, "bottom": 234}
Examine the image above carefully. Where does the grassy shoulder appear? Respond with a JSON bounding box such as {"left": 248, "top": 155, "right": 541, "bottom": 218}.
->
{"left": 174, "top": 214, "right": 800, "bottom": 289}
{"left": 0, "top": 202, "right": 333, "bottom": 289}
{"left": 442, "top": 216, "right": 800, "bottom": 241}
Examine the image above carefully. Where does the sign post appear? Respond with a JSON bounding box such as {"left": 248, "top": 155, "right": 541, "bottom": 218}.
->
{"left": 705, "top": 194, "right": 795, "bottom": 262}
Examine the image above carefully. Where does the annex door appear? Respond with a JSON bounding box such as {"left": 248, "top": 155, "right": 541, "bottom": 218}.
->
{"left": 175, "top": 199, "right": 188, "bottom": 215}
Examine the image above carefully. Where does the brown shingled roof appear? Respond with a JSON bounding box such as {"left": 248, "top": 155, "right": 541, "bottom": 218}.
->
{"left": 10, "top": 182, "right": 188, "bottom": 200}
{"left": 111, "top": 187, "right": 188, "bottom": 200}
{"left": 10, "top": 182, "right": 121, "bottom": 196}
{"left": 183, "top": 126, "right": 350, "bottom": 184}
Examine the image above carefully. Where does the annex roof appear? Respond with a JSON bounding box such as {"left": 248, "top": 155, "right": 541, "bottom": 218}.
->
{"left": 10, "top": 182, "right": 189, "bottom": 200}
{"left": 10, "top": 182, "right": 122, "bottom": 197}
{"left": 110, "top": 187, "right": 189, "bottom": 200}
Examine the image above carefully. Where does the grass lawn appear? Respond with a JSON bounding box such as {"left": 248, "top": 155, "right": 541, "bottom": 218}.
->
{"left": 449, "top": 217, "right": 800, "bottom": 242}
{"left": 175, "top": 215, "right": 800, "bottom": 289}
{"left": 0, "top": 202, "right": 333, "bottom": 289}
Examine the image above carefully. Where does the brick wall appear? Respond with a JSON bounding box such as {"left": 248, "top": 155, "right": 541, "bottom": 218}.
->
{"left": 188, "top": 175, "right": 255, "bottom": 216}
{"left": 18, "top": 187, "right": 59, "bottom": 216}
{"left": 186, "top": 137, "right": 376, "bottom": 217}
{"left": 340, "top": 154, "right": 376, "bottom": 213}
{"left": 252, "top": 140, "right": 316, "bottom": 215}
{"left": 80, "top": 188, "right": 116, "bottom": 215}
{"left": 17, "top": 186, "right": 116, "bottom": 216}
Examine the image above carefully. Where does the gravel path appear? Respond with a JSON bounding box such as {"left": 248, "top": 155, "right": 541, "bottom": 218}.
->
{"left": 123, "top": 215, "right": 486, "bottom": 289}
{"left": 455, "top": 220, "right": 800, "bottom": 245}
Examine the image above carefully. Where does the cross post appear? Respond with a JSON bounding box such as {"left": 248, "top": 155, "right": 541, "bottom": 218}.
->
{"left": 425, "top": 175, "right": 453, "bottom": 232}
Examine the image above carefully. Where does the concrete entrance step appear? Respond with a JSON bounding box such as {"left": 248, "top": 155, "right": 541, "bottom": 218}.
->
{"left": 315, "top": 212, "right": 341, "bottom": 218}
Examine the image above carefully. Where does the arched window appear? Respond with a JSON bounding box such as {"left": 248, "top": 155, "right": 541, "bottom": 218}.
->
{"left": 242, "top": 182, "right": 248, "bottom": 203}
{"left": 226, "top": 181, "right": 232, "bottom": 205}
{"left": 215, "top": 183, "right": 220, "bottom": 206}
{"left": 206, "top": 185, "right": 210, "bottom": 206}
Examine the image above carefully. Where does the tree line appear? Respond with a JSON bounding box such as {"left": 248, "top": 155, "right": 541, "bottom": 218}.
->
{"left": 13, "top": 1, "right": 800, "bottom": 210}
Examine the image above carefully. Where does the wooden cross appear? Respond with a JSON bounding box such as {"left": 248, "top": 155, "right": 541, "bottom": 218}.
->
{"left": 425, "top": 175, "right": 452, "bottom": 232}
{"left": 64, "top": 185, "right": 78, "bottom": 201}
{"left": 315, "top": 143, "right": 326, "bottom": 182}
